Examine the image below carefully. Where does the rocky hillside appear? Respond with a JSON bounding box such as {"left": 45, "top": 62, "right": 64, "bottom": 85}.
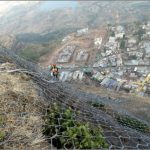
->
{"left": 0, "top": 1, "right": 150, "bottom": 35}
{"left": 0, "top": 1, "right": 150, "bottom": 50}
{"left": 0, "top": 62, "right": 50, "bottom": 149}
{"left": 0, "top": 47, "right": 150, "bottom": 149}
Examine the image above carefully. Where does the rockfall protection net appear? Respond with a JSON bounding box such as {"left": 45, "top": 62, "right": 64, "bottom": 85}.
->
{"left": 0, "top": 47, "right": 150, "bottom": 149}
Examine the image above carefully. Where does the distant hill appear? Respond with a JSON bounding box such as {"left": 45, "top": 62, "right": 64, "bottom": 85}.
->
{"left": 0, "top": 1, "right": 149, "bottom": 62}
{"left": 0, "top": 1, "right": 150, "bottom": 36}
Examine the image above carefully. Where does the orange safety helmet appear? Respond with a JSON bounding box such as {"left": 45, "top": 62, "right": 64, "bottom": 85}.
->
{"left": 50, "top": 64, "right": 55, "bottom": 66}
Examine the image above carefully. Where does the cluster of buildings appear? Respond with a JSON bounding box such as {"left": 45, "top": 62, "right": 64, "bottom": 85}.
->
{"left": 56, "top": 22, "right": 149, "bottom": 96}
{"left": 57, "top": 45, "right": 76, "bottom": 63}
{"left": 91, "top": 66, "right": 149, "bottom": 96}
{"left": 91, "top": 23, "right": 150, "bottom": 96}
{"left": 124, "top": 22, "right": 150, "bottom": 67}
{"left": 93, "top": 26, "right": 125, "bottom": 68}
{"left": 124, "top": 43, "right": 150, "bottom": 66}
{"left": 57, "top": 44, "right": 90, "bottom": 64}
{"left": 59, "top": 70, "right": 84, "bottom": 82}
{"left": 75, "top": 50, "right": 89, "bottom": 62}
{"left": 102, "top": 36, "right": 119, "bottom": 57}
{"left": 142, "top": 22, "right": 150, "bottom": 39}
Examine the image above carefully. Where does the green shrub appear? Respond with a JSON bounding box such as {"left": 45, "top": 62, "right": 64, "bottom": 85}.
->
{"left": 88, "top": 101, "right": 105, "bottom": 111}
{"left": 0, "top": 115, "right": 4, "bottom": 126}
{"left": 120, "top": 39, "right": 125, "bottom": 49}
{"left": 19, "top": 49, "right": 40, "bottom": 62}
{"left": 0, "top": 56, "right": 12, "bottom": 63}
{"left": 116, "top": 115, "right": 150, "bottom": 133}
{"left": 0, "top": 115, "right": 6, "bottom": 141}
{"left": 110, "top": 31, "right": 115, "bottom": 37}
{"left": 0, "top": 131, "right": 5, "bottom": 141}
{"left": 43, "top": 103, "right": 109, "bottom": 149}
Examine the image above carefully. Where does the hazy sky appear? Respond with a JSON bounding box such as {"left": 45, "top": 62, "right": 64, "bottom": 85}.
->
{"left": 39, "top": 1, "right": 78, "bottom": 11}
{"left": 0, "top": 1, "right": 78, "bottom": 15}
{"left": 0, "top": 1, "right": 40, "bottom": 14}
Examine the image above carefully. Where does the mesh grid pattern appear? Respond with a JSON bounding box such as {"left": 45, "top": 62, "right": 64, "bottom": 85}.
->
{"left": 0, "top": 47, "right": 150, "bottom": 149}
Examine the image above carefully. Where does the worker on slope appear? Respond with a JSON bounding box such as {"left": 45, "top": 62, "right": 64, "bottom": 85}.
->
{"left": 48, "top": 64, "right": 60, "bottom": 80}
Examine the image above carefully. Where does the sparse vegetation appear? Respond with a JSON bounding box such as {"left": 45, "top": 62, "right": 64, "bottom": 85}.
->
{"left": 0, "top": 115, "right": 4, "bottom": 126}
{"left": 120, "top": 39, "right": 126, "bottom": 49}
{"left": 16, "top": 28, "right": 77, "bottom": 44}
{"left": 116, "top": 115, "right": 150, "bottom": 133}
{"left": 88, "top": 101, "right": 150, "bottom": 134}
{"left": 88, "top": 101, "right": 105, "bottom": 111}
{"left": 134, "top": 27, "right": 146, "bottom": 42}
{"left": 0, "top": 131, "right": 6, "bottom": 141}
{"left": 0, "top": 55, "right": 12, "bottom": 63}
{"left": 83, "top": 68, "right": 93, "bottom": 76}
{"left": 19, "top": 46, "right": 50, "bottom": 62}
{"left": 43, "top": 103, "right": 109, "bottom": 149}
{"left": 0, "top": 115, "right": 5, "bottom": 141}
{"left": 18, "top": 40, "right": 60, "bottom": 62}
{"left": 0, "top": 63, "right": 49, "bottom": 149}
{"left": 110, "top": 31, "right": 115, "bottom": 37}
{"left": 17, "top": 27, "right": 79, "bottom": 62}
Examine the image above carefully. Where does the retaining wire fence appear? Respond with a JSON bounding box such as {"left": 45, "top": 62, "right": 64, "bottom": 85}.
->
{"left": 0, "top": 47, "right": 150, "bottom": 149}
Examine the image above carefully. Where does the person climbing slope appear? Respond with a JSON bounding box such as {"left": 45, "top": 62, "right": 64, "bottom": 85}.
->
{"left": 48, "top": 64, "right": 60, "bottom": 80}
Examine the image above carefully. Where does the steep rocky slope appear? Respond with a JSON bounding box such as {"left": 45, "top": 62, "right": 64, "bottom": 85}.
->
{"left": 0, "top": 48, "right": 150, "bottom": 149}
{"left": 0, "top": 62, "right": 50, "bottom": 149}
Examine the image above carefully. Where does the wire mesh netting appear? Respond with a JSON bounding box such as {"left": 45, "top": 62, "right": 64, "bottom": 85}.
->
{"left": 0, "top": 47, "right": 150, "bottom": 149}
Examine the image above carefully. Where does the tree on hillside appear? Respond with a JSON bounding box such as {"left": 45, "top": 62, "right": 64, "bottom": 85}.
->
{"left": 120, "top": 39, "right": 125, "bottom": 49}
{"left": 137, "top": 27, "right": 146, "bottom": 42}
{"left": 110, "top": 31, "right": 115, "bottom": 37}
{"left": 123, "top": 34, "right": 126, "bottom": 39}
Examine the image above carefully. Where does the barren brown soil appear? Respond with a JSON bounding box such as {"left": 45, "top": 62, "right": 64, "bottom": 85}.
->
{"left": 0, "top": 63, "right": 51, "bottom": 149}
{"left": 39, "top": 28, "right": 107, "bottom": 67}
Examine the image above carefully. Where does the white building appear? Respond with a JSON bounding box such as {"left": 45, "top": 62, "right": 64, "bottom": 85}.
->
{"left": 144, "top": 42, "right": 150, "bottom": 53}
{"left": 94, "top": 37, "right": 102, "bottom": 49}
{"left": 77, "top": 28, "right": 88, "bottom": 36}
{"left": 92, "top": 71, "right": 105, "bottom": 81}
{"left": 136, "top": 52, "right": 143, "bottom": 58}
{"left": 109, "top": 37, "right": 116, "bottom": 43}
{"left": 59, "top": 71, "right": 70, "bottom": 82}
{"left": 72, "top": 71, "right": 84, "bottom": 80}
{"left": 115, "top": 33, "right": 124, "bottom": 39}
{"left": 57, "top": 45, "right": 76, "bottom": 63}
{"left": 105, "top": 50, "right": 112, "bottom": 56}
{"left": 93, "top": 58, "right": 108, "bottom": 68}
{"left": 116, "top": 25, "right": 124, "bottom": 33}
{"left": 76, "top": 50, "right": 89, "bottom": 62}
{"left": 128, "top": 38, "right": 137, "bottom": 44}
{"left": 117, "top": 54, "right": 123, "bottom": 66}
{"left": 124, "top": 60, "right": 139, "bottom": 66}
{"left": 109, "top": 55, "right": 117, "bottom": 66}
{"left": 142, "top": 25, "right": 146, "bottom": 29}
